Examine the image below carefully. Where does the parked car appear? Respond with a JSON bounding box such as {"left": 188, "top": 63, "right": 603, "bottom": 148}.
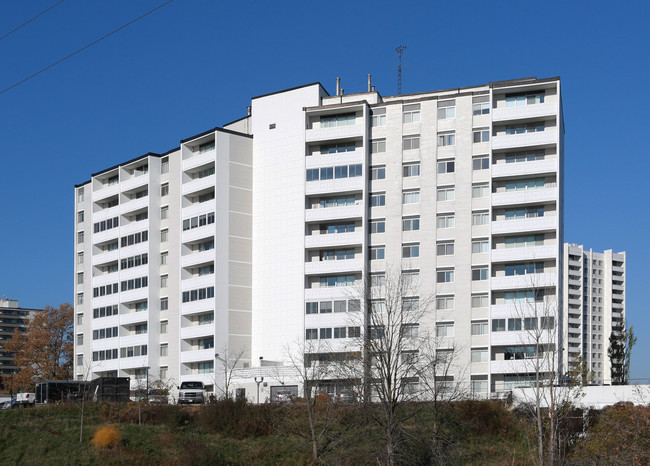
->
{"left": 0, "top": 399, "right": 16, "bottom": 410}
{"left": 274, "top": 390, "right": 294, "bottom": 403}
{"left": 336, "top": 390, "right": 356, "bottom": 403}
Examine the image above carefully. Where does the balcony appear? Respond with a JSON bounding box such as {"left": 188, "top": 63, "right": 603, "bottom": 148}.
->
{"left": 181, "top": 225, "right": 215, "bottom": 244}
{"left": 306, "top": 123, "right": 363, "bottom": 143}
{"left": 305, "top": 231, "right": 363, "bottom": 249}
{"left": 181, "top": 250, "right": 216, "bottom": 269}
{"left": 181, "top": 325, "right": 215, "bottom": 340}
{"left": 181, "top": 274, "right": 215, "bottom": 292}
{"left": 92, "top": 249, "right": 119, "bottom": 267}
{"left": 306, "top": 151, "right": 364, "bottom": 169}
{"left": 93, "top": 204, "right": 119, "bottom": 220}
{"left": 182, "top": 174, "right": 216, "bottom": 196}
{"left": 491, "top": 245, "right": 557, "bottom": 263}
{"left": 491, "top": 187, "right": 558, "bottom": 207}
{"left": 121, "top": 196, "right": 149, "bottom": 215}
{"left": 180, "top": 348, "right": 215, "bottom": 364}
{"left": 490, "top": 358, "right": 552, "bottom": 374}
{"left": 491, "top": 216, "right": 557, "bottom": 235}
{"left": 492, "top": 159, "right": 558, "bottom": 179}
{"left": 120, "top": 174, "right": 149, "bottom": 193}
{"left": 304, "top": 258, "right": 363, "bottom": 275}
{"left": 304, "top": 286, "right": 355, "bottom": 301}
{"left": 120, "top": 357, "right": 150, "bottom": 371}
{"left": 183, "top": 148, "right": 216, "bottom": 171}
{"left": 305, "top": 203, "right": 364, "bottom": 223}
{"left": 93, "top": 183, "right": 120, "bottom": 201}
{"left": 612, "top": 284, "right": 624, "bottom": 292}
{"left": 119, "top": 310, "right": 149, "bottom": 326}
{"left": 492, "top": 130, "right": 557, "bottom": 151}
{"left": 491, "top": 272, "right": 557, "bottom": 291}
{"left": 92, "top": 229, "right": 120, "bottom": 247}
{"left": 120, "top": 333, "right": 149, "bottom": 348}
{"left": 119, "top": 287, "right": 149, "bottom": 304}
{"left": 306, "top": 177, "right": 364, "bottom": 196}
{"left": 492, "top": 101, "right": 559, "bottom": 122}
{"left": 181, "top": 300, "right": 215, "bottom": 316}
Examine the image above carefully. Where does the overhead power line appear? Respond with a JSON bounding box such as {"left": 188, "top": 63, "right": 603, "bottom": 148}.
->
{"left": 0, "top": 0, "right": 66, "bottom": 43}
{"left": 0, "top": 0, "right": 174, "bottom": 96}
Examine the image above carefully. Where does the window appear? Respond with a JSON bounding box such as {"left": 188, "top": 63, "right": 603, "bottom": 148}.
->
{"left": 334, "top": 300, "right": 346, "bottom": 313}
{"left": 158, "top": 251, "right": 168, "bottom": 266}
{"left": 436, "top": 214, "right": 455, "bottom": 229}
{"left": 472, "top": 294, "right": 489, "bottom": 308}
{"left": 305, "top": 302, "right": 318, "bottom": 315}
{"left": 77, "top": 293, "right": 84, "bottom": 305}
{"left": 473, "top": 129, "right": 490, "bottom": 143}
{"left": 371, "top": 139, "right": 386, "bottom": 153}
{"left": 472, "top": 184, "right": 489, "bottom": 198}
{"left": 505, "top": 151, "right": 545, "bottom": 163}
{"left": 199, "top": 141, "right": 215, "bottom": 153}
{"left": 505, "top": 90, "right": 545, "bottom": 107}
{"left": 541, "top": 317, "right": 555, "bottom": 329}
{"left": 505, "top": 234, "right": 545, "bottom": 248}
{"left": 77, "top": 334, "right": 84, "bottom": 345}
{"left": 472, "top": 240, "right": 489, "bottom": 254}
{"left": 334, "top": 327, "right": 347, "bottom": 339}
{"left": 437, "top": 187, "right": 455, "bottom": 201}
{"left": 403, "top": 298, "right": 419, "bottom": 312}
{"left": 370, "top": 247, "right": 385, "bottom": 260}
{"left": 471, "top": 349, "right": 488, "bottom": 363}
{"left": 370, "top": 220, "right": 385, "bottom": 233}
{"left": 182, "top": 286, "right": 215, "bottom": 302}
{"left": 402, "top": 217, "right": 420, "bottom": 231}
{"left": 436, "top": 323, "right": 454, "bottom": 337}
{"left": 318, "top": 275, "right": 355, "bottom": 287}
{"left": 437, "top": 269, "right": 454, "bottom": 283}
{"left": 403, "top": 163, "right": 420, "bottom": 177}
{"left": 402, "top": 103, "right": 421, "bottom": 123}
{"left": 370, "top": 193, "right": 385, "bottom": 207}
{"left": 77, "top": 273, "right": 84, "bottom": 285}
{"left": 402, "top": 135, "right": 420, "bottom": 150}
{"left": 436, "top": 241, "right": 454, "bottom": 256}
{"left": 505, "top": 122, "right": 545, "bottom": 134}
{"left": 473, "top": 156, "right": 489, "bottom": 170}
{"left": 492, "top": 319, "right": 506, "bottom": 332}
{"left": 505, "top": 290, "right": 543, "bottom": 304}
{"left": 77, "top": 187, "right": 84, "bottom": 202}
{"left": 107, "top": 175, "right": 119, "bottom": 186}
{"left": 77, "top": 313, "right": 83, "bottom": 326}
{"left": 402, "top": 243, "right": 419, "bottom": 258}
{"left": 319, "top": 301, "right": 333, "bottom": 314}
{"left": 504, "top": 207, "right": 544, "bottom": 220}
{"left": 160, "top": 206, "right": 168, "bottom": 220}
{"left": 437, "top": 132, "right": 455, "bottom": 147}
{"left": 370, "top": 273, "right": 385, "bottom": 287}
{"left": 508, "top": 318, "right": 522, "bottom": 331}
{"left": 160, "top": 298, "right": 168, "bottom": 311}
{"left": 402, "top": 270, "right": 419, "bottom": 285}
{"left": 436, "top": 296, "right": 454, "bottom": 310}
{"left": 438, "top": 160, "right": 455, "bottom": 174}
{"left": 402, "top": 324, "right": 419, "bottom": 338}
{"left": 524, "top": 318, "right": 537, "bottom": 330}
{"left": 402, "top": 191, "right": 420, "bottom": 204}
{"left": 77, "top": 231, "right": 84, "bottom": 244}
{"left": 505, "top": 178, "right": 546, "bottom": 191}
{"left": 160, "top": 156, "right": 169, "bottom": 174}
{"left": 77, "top": 354, "right": 84, "bottom": 367}
{"left": 505, "top": 262, "right": 544, "bottom": 276}
{"left": 437, "top": 99, "right": 455, "bottom": 119}
{"left": 121, "top": 230, "right": 149, "bottom": 247}
{"left": 161, "top": 183, "right": 169, "bottom": 197}
{"left": 320, "top": 328, "right": 332, "bottom": 339}
{"left": 472, "top": 212, "right": 489, "bottom": 226}
{"left": 348, "top": 299, "right": 360, "bottom": 312}
{"left": 77, "top": 211, "right": 84, "bottom": 223}
{"left": 160, "top": 275, "right": 168, "bottom": 288}
{"left": 321, "top": 113, "right": 355, "bottom": 128}
{"left": 472, "top": 95, "right": 490, "bottom": 115}
{"left": 472, "top": 267, "right": 488, "bottom": 281}
{"left": 471, "top": 321, "right": 488, "bottom": 335}
{"left": 371, "top": 108, "right": 386, "bottom": 126}
{"left": 370, "top": 166, "right": 386, "bottom": 180}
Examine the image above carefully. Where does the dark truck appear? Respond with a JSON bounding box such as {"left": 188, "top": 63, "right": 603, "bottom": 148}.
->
{"left": 35, "top": 377, "right": 130, "bottom": 404}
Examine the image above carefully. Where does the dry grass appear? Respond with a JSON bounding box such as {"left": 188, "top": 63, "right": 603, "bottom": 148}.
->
{"left": 91, "top": 425, "right": 121, "bottom": 448}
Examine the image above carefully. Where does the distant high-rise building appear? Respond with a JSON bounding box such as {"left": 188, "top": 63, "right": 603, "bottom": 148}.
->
{"left": 563, "top": 244, "right": 626, "bottom": 385}
{"left": 0, "top": 298, "right": 42, "bottom": 382}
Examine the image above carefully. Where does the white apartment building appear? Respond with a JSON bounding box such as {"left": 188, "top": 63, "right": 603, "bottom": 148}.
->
{"left": 75, "top": 76, "right": 565, "bottom": 397}
{"left": 563, "top": 244, "right": 626, "bottom": 385}
{"left": 74, "top": 128, "right": 252, "bottom": 393}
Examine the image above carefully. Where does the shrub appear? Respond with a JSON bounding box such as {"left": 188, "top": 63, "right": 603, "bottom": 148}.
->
{"left": 91, "top": 425, "right": 121, "bottom": 448}
{"left": 196, "top": 399, "right": 276, "bottom": 438}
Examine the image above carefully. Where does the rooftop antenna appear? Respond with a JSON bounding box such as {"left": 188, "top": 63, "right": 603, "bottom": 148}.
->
{"left": 396, "top": 45, "right": 406, "bottom": 95}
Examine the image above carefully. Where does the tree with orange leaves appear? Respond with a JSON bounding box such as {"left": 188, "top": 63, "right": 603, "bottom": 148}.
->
{"left": 2, "top": 303, "right": 74, "bottom": 392}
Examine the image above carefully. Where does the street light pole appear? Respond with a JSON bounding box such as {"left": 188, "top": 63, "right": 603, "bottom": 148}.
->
{"left": 254, "top": 376, "right": 264, "bottom": 404}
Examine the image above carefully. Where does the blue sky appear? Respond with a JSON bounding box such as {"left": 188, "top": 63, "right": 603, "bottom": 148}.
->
{"left": 1, "top": 0, "right": 648, "bottom": 380}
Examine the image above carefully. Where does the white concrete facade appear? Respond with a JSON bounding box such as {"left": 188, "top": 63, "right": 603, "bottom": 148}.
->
{"left": 75, "top": 76, "right": 567, "bottom": 398}
{"left": 563, "top": 244, "right": 626, "bottom": 385}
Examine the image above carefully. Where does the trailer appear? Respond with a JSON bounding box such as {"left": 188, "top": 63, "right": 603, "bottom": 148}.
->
{"left": 89, "top": 377, "right": 130, "bottom": 402}
{"left": 35, "top": 380, "right": 88, "bottom": 404}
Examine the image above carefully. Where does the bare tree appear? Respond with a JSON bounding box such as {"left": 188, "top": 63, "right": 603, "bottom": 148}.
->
{"left": 278, "top": 338, "right": 349, "bottom": 463}
{"left": 335, "top": 268, "right": 464, "bottom": 465}
{"left": 506, "top": 274, "right": 585, "bottom": 465}
{"left": 213, "top": 345, "right": 247, "bottom": 400}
